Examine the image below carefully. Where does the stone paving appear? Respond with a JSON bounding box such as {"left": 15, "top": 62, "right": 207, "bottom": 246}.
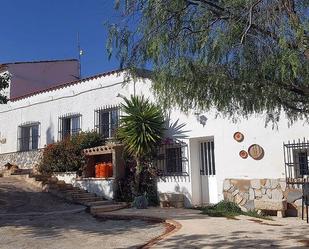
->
{"left": 106, "top": 207, "right": 309, "bottom": 248}
{"left": 2, "top": 176, "right": 309, "bottom": 249}
{"left": 0, "top": 177, "right": 165, "bottom": 249}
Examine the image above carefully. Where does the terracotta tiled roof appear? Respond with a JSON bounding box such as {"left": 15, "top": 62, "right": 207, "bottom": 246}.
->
{"left": 9, "top": 68, "right": 125, "bottom": 102}
{"left": 0, "top": 58, "right": 78, "bottom": 66}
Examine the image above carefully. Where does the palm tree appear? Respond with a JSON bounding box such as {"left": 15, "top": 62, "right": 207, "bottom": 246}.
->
{"left": 118, "top": 95, "right": 165, "bottom": 195}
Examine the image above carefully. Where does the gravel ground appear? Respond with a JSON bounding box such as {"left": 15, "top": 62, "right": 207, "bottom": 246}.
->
{"left": 0, "top": 177, "right": 165, "bottom": 249}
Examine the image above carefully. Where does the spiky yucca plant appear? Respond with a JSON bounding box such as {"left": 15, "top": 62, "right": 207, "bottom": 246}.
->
{"left": 118, "top": 95, "right": 165, "bottom": 170}
{"left": 118, "top": 95, "right": 165, "bottom": 195}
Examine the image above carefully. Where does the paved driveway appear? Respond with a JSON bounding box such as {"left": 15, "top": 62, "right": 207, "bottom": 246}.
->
{"left": 0, "top": 177, "right": 165, "bottom": 249}
{"left": 107, "top": 207, "right": 309, "bottom": 248}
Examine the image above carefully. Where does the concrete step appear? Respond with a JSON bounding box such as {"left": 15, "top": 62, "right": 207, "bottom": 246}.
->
{"left": 61, "top": 189, "right": 87, "bottom": 194}
{"left": 73, "top": 187, "right": 84, "bottom": 191}
{"left": 74, "top": 199, "right": 105, "bottom": 205}
{"left": 73, "top": 197, "right": 104, "bottom": 204}
{"left": 70, "top": 192, "right": 96, "bottom": 198}
{"left": 73, "top": 196, "right": 104, "bottom": 201}
{"left": 90, "top": 203, "right": 128, "bottom": 215}
{"left": 85, "top": 200, "right": 114, "bottom": 207}
{"left": 57, "top": 184, "right": 74, "bottom": 190}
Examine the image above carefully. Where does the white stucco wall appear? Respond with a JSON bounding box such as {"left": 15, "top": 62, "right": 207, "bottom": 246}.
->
{"left": 53, "top": 172, "right": 114, "bottom": 200}
{"left": 157, "top": 176, "right": 192, "bottom": 207}
{"left": 0, "top": 70, "right": 308, "bottom": 206}
{"left": 53, "top": 172, "right": 77, "bottom": 185}
{"left": 74, "top": 179, "right": 114, "bottom": 200}
{"left": 167, "top": 109, "right": 308, "bottom": 205}
{"left": 0, "top": 72, "right": 132, "bottom": 153}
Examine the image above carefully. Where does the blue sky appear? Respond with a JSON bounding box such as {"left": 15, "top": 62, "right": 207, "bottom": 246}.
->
{"left": 0, "top": 0, "right": 120, "bottom": 77}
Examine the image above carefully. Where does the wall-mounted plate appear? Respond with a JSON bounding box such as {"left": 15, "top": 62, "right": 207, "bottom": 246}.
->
{"left": 239, "top": 150, "right": 248, "bottom": 159}
{"left": 233, "top": 132, "right": 244, "bottom": 142}
{"left": 248, "top": 144, "right": 264, "bottom": 160}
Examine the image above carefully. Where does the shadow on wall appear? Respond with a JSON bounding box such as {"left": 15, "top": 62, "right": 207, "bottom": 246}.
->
{"left": 174, "top": 182, "right": 192, "bottom": 207}
{"left": 159, "top": 175, "right": 190, "bottom": 183}
{"left": 46, "top": 116, "right": 55, "bottom": 145}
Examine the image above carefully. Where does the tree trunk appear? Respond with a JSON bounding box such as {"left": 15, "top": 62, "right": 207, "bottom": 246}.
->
{"left": 134, "top": 158, "right": 142, "bottom": 196}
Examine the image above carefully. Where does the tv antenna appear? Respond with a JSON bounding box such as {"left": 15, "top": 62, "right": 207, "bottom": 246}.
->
{"left": 77, "top": 32, "right": 84, "bottom": 78}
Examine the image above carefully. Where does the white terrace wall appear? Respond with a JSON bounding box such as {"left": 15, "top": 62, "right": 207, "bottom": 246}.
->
{"left": 0, "top": 71, "right": 308, "bottom": 206}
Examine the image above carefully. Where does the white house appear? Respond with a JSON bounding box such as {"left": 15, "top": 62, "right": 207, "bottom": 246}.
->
{"left": 0, "top": 60, "right": 307, "bottom": 211}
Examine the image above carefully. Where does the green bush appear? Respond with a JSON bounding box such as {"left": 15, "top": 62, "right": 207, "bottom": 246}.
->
{"left": 199, "top": 200, "right": 242, "bottom": 218}
{"left": 197, "top": 200, "right": 271, "bottom": 220}
{"left": 71, "top": 131, "right": 105, "bottom": 151}
{"left": 115, "top": 158, "right": 159, "bottom": 206}
{"left": 39, "top": 131, "right": 104, "bottom": 174}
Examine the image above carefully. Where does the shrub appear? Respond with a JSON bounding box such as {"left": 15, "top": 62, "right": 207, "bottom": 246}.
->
{"left": 197, "top": 200, "right": 271, "bottom": 220}
{"left": 115, "top": 158, "right": 159, "bottom": 206}
{"left": 39, "top": 131, "right": 104, "bottom": 174}
{"left": 198, "top": 200, "right": 243, "bottom": 218}
{"left": 71, "top": 131, "right": 104, "bottom": 151}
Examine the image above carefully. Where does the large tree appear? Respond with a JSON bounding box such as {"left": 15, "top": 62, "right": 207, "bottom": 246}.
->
{"left": 0, "top": 74, "right": 9, "bottom": 104}
{"left": 107, "top": 0, "right": 309, "bottom": 122}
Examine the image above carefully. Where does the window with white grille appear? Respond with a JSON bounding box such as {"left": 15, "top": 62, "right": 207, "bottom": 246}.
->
{"left": 154, "top": 142, "right": 189, "bottom": 176}
{"left": 58, "top": 114, "right": 82, "bottom": 140}
{"left": 18, "top": 123, "right": 40, "bottom": 151}
{"left": 94, "top": 106, "right": 120, "bottom": 139}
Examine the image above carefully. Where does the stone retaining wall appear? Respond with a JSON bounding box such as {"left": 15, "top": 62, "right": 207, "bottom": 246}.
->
{"left": 223, "top": 178, "right": 302, "bottom": 216}
{"left": 0, "top": 150, "right": 43, "bottom": 169}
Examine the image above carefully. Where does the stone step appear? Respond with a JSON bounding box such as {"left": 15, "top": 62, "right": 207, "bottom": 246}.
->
{"left": 73, "top": 187, "right": 84, "bottom": 191}
{"left": 74, "top": 198, "right": 105, "bottom": 205}
{"left": 61, "top": 189, "right": 87, "bottom": 194}
{"left": 30, "top": 174, "right": 50, "bottom": 180}
{"left": 73, "top": 196, "right": 103, "bottom": 201}
{"left": 90, "top": 203, "right": 128, "bottom": 215}
{"left": 45, "top": 183, "right": 59, "bottom": 189}
{"left": 70, "top": 193, "right": 97, "bottom": 198}
{"left": 85, "top": 200, "right": 114, "bottom": 207}
{"left": 57, "top": 184, "right": 74, "bottom": 190}
{"left": 74, "top": 197, "right": 104, "bottom": 203}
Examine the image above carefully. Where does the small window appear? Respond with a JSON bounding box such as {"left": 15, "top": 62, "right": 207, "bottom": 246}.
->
{"left": 166, "top": 147, "right": 182, "bottom": 173}
{"left": 293, "top": 149, "right": 309, "bottom": 177}
{"left": 18, "top": 123, "right": 40, "bottom": 151}
{"left": 155, "top": 142, "right": 188, "bottom": 176}
{"left": 95, "top": 106, "right": 119, "bottom": 139}
{"left": 59, "top": 114, "right": 81, "bottom": 140}
{"left": 200, "top": 139, "right": 216, "bottom": 176}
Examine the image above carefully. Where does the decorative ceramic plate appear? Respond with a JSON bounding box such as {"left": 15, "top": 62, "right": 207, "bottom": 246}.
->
{"left": 233, "top": 132, "right": 244, "bottom": 142}
{"left": 248, "top": 144, "right": 264, "bottom": 160}
{"left": 239, "top": 150, "right": 248, "bottom": 159}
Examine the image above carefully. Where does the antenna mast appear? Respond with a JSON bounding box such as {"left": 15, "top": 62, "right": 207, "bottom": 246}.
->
{"left": 77, "top": 32, "right": 83, "bottom": 78}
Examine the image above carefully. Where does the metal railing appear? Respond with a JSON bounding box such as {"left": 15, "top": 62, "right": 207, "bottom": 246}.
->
{"left": 284, "top": 138, "right": 309, "bottom": 183}
{"left": 94, "top": 105, "right": 120, "bottom": 139}
{"left": 58, "top": 113, "right": 82, "bottom": 140}
{"left": 154, "top": 141, "right": 189, "bottom": 176}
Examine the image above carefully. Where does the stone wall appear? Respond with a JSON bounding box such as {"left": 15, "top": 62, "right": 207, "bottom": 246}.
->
{"left": 223, "top": 178, "right": 302, "bottom": 216}
{"left": 0, "top": 150, "right": 43, "bottom": 169}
